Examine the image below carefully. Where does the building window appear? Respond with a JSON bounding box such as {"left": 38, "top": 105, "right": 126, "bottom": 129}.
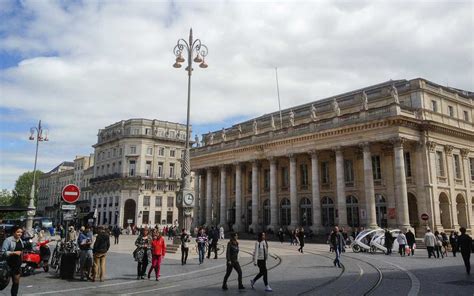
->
{"left": 300, "top": 164, "right": 309, "bottom": 188}
{"left": 464, "top": 111, "right": 469, "bottom": 122}
{"left": 169, "top": 163, "right": 175, "bottom": 178}
{"left": 300, "top": 198, "right": 312, "bottom": 226}
{"left": 155, "top": 196, "right": 162, "bottom": 207}
{"left": 157, "top": 162, "right": 164, "bottom": 178}
{"left": 263, "top": 169, "right": 270, "bottom": 192}
{"left": 113, "top": 148, "right": 117, "bottom": 157}
{"left": 166, "top": 211, "right": 173, "bottom": 224}
{"left": 167, "top": 196, "right": 174, "bottom": 207}
{"left": 453, "top": 154, "right": 462, "bottom": 179}
{"left": 263, "top": 199, "right": 270, "bottom": 225}
{"left": 129, "top": 160, "right": 136, "bottom": 176}
{"left": 372, "top": 155, "right": 382, "bottom": 180}
{"left": 321, "top": 162, "right": 329, "bottom": 184}
{"left": 118, "top": 161, "right": 122, "bottom": 173}
{"left": 169, "top": 130, "right": 175, "bottom": 138}
{"left": 321, "top": 197, "right": 335, "bottom": 227}
{"left": 119, "top": 148, "right": 122, "bottom": 156}
{"left": 130, "top": 146, "right": 136, "bottom": 154}
{"left": 170, "top": 149, "right": 176, "bottom": 157}
{"left": 431, "top": 100, "right": 438, "bottom": 112}
{"left": 346, "top": 195, "right": 359, "bottom": 227}
{"left": 280, "top": 198, "right": 291, "bottom": 226}
{"left": 154, "top": 211, "right": 162, "bottom": 224}
{"left": 132, "top": 128, "right": 139, "bottom": 135}
{"left": 436, "top": 151, "right": 445, "bottom": 176}
{"left": 281, "top": 167, "right": 289, "bottom": 189}
{"left": 158, "top": 129, "right": 164, "bottom": 137}
{"left": 404, "top": 152, "right": 412, "bottom": 178}
{"left": 146, "top": 147, "right": 153, "bottom": 155}
{"left": 145, "top": 161, "right": 152, "bottom": 177}
{"left": 145, "top": 128, "right": 151, "bottom": 135}
{"left": 158, "top": 147, "right": 165, "bottom": 156}
{"left": 470, "top": 158, "right": 474, "bottom": 181}
{"left": 247, "top": 171, "right": 252, "bottom": 193}
{"left": 448, "top": 105, "right": 454, "bottom": 117}
{"left": 343, "top": 160, "right": 354, "bottom": 184}
{"left": 168, "top": 184, "right": 175, "bottom": 191}
{"left": 143, "top": 196, "right": 150, "bottom": 207}
{"left": 142, "top": 211, "right": 149, "bottom": 225}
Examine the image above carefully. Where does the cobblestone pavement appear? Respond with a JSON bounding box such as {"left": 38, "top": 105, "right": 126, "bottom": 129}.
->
{"left": 1, "top": 235, "right": 472, "bottom": 296}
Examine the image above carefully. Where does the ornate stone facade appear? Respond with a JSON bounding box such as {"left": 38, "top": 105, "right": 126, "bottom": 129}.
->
{"left": 191, "top": 78, "right": 474, "bottom": 236}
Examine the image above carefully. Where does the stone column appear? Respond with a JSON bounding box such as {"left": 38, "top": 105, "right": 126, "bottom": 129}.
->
{"left": 206, "top": 168, "right": 213, "bottom": 225}
{"left": 335, "top": 147, "right": 347, "bottom": 227}
{"left": 289, "top": 154, "right": 298, "bottom": 229}
{"left": 361, "top": 143, "right": 378, "bottom": 228}
{"left": 234, "top": 163, "right": 243, "bottom": 232}
{"left": 426, "top": 141, "right": 443, "bottom": 231}
{"left": 392, "top": 138, "right": 411, "bottom": 230}
{"left": 250, "top": 160, "right": 259, "bottom": 232}
{"left": 310, "top": 151, "right": 322, "bottom": 233}
{"left": 269, "top": 157, "right": 278, "bottom": 231}
{"left": 199, "top": 172, "right": 206, "bottom": 225}
{"left": 460, "top": 149, "right": 474, "bottom": 230}
{"left": 444, "top": 145, "right": 460, "bottom": 229}
{"left": 219, "top": 165, "right": 227, "bottom": 229}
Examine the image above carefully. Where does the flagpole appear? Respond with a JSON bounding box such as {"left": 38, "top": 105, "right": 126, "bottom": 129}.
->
{"left": 275, "top": 68, "right": 283, "bottom": 129}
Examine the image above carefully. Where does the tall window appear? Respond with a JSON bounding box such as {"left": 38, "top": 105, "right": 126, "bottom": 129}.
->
{"left": 143, "top": 196, "right": 150, "bottom": 206}
{"left": 300, "top": 198, "right": 312, "bottom": 226}
{"left": 280, "top": 198, "right": 291, "bottom": 226}
{"left": 375, "top": 194, "right": 387, "bottom": 228}
{"left": 404, "top": 152, "right": 412, "bottom": 177}
{"left": 166, "top": 211, "right": 173, "bottom": 224}
{"left": 170, "top": 149, "right": 176, "bottom": 157}
{"left": 346, "top": 195, "right": 359, "bottom": 227}
{"left": 263, "top": 169, "right": 270, "bottom": 192}
{"left": 169, "top": 163, "right": 175, "bottom": 178}
{"left": 142, "top": 211, "right": 149, "bottom": 224}
{"left": 321, "top": 161, "right": 329, "bottom": 184}
{"left": 464, "top": 111, "right": 470, "bottom": 122}
{"left": 158, "top": 162, "right": 164, "bottom": 177}
{"left": 146, "top": 146, "right": 153, "bottom": 155}
{"left": 129, "top": 160, "right": 136, "bottom": 176}
{"left": 372, "top": 155, "right": 382, "bottom": 180}
{"left": 155, "top": 196, "right": 162, "bottom": 207}
{"left": 247, "top": 171, "right": 252, "bottom": 193}
{"left": 453, "top": 154, "right": 461, "bottom": 179}
{"left": 321, "top": 197, "right": 335, "bottom": 227}
{"left": 154, "top": 211, "right": 161, "bottom": 224}
{"left": 281, "top": 167, "right": 289, "bottom": 188}
{"left": 344, "top": 160, "right": 354, "bottom": 184}
{"left": 167, "top": 196, "right": 174, "bottom": 207}
{"left": 130, "top": 146, "right": 137, "bottom": 154}
{"left": 145, "top": 161, "right": 152, "bottom": 177}
{"left": 431, "top": 100, "right": 438, "bottom": 112}
{"left": 436, "top": 151, "right": 445, "bottom": 176}
{"left": 470, "top": 158, "right": 474, "bottom": 181}
{"left": 300, "top": 164, "right": 308, "bottom": 188}
{"left": 448, "top": 105, "right": 454, "bottom": 117}
{"left": 158, "top": 147, "right": 165, "bottom": 156}
{"left": 263, "top": 199, "right": 270, "bottom": 225}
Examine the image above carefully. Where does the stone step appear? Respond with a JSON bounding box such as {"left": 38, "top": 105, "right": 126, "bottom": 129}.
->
{"left": 166, "top": 244, "right": 180, "bottom": 254}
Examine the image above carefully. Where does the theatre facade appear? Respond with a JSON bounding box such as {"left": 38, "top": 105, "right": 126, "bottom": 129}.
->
{"left": 190, "top": 78, "right": 474, "bottom": 236}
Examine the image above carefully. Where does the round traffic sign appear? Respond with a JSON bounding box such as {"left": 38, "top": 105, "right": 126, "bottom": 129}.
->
{"left": 421, "top": 213, "right": 429, "bottom": 221}
{"left": 62, "top": 184, "right": 81, "bottom": 203}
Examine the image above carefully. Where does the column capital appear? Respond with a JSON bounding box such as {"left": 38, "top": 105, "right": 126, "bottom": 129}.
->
{"left": 267, "top": 156, "right": 277, "bottom": 165}
{"left": 425, "top": 140, "right": 437, "bottom": 152}
{"left": 288, "top": 153, "right": 296, "bottom": 161}
{"left": 309, "top": 150, "right": 319, "bottom": 158}
{"left": 233, "top": 161, "right": 240, "bottom": 167}
{"left": 359, "top": 142, "right": 371, "bottom": 153}
{"left": 460, "top": 148, "right": 470, "bottom": 159}
{"left": 444, "top": 145, "right": 454, "bottom": 155}
{"left": 390, "top": 136, "right": 407, "bottom": 148}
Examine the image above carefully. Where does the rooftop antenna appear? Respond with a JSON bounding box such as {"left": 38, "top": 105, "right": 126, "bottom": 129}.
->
{"left": 275, "top": 67, "right": 283, "bottom": 129}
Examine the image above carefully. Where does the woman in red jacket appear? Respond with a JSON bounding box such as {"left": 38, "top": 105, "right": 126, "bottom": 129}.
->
{"left": 147, "top": 230, "right": 166, "bottom": 280}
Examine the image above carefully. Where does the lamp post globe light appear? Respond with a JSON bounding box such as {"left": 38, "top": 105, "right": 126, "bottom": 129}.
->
{"left": 26, "top": 120, "right": 49, "bottom": 233}
{"left": 173, "top": 28, "right": 208, "bottom": 233}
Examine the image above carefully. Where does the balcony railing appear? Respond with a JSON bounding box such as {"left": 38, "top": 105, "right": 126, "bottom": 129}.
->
{"left": 90, "top": 172, "right": 181, "bottom": 184}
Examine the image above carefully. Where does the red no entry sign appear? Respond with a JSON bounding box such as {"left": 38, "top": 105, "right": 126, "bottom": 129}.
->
{"left": 62, "top": 184, "right": 80, "bottom": 203}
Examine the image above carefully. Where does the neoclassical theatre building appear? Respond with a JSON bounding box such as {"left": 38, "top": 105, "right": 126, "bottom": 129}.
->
{"left": 191, "top": 78, "right": 474, "bottom": 236}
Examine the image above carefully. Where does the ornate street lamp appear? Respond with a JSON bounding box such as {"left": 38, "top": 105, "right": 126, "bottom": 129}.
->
{"left": 26, "top": 120, "right": 49, "bottom": 233}
{"left": 173, "top": 28, "right": 208, "bottom": 233}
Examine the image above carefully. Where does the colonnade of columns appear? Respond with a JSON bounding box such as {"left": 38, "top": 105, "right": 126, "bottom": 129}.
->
{"left": 196, "top": 138, "right": 412, "bottom": 233}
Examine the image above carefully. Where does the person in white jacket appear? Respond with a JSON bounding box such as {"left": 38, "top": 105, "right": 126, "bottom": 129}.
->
{"left": 250, "top": 232, "right": 272, "bottom": 292}
{"left": 397, "top": 231, "right": 407, "bottom": 257}
{"left": 424, "top": 228, "right": 436, "bottom": 258}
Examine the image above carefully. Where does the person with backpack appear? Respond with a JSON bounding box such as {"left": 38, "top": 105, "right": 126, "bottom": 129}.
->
{"left": 134, "top": 227, "right": 151, "bottom": 279}
{"left": 91, "top": 226, "right": 110, "bottom": 282}
{"left": 457, "top": 227, "right": 472, "bottom": 275}
{"left": 112, "top": 226, "right": 121, "bottom": 245}
{"left": 250, "top": 232, "right": 272, "bottom": 292}
{"left": 222, "top": 233, "right": 245, "bottom": 291}
{"left": 434, "top": 231, "right": 444, "bottom": 259}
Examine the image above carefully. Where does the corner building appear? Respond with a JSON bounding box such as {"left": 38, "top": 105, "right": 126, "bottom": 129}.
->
{"left": 191, "top": 78, "right": 474, "bottom": 236}
{"left": 90, "top": 119, "right": 192, "bottom": 228}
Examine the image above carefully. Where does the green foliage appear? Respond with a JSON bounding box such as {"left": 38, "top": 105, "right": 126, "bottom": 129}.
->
{"left": 12, "top": 171, "right": 43, "bottom": 208}
{"left": 0, "top": 189, "right": 12, "bottom": 206}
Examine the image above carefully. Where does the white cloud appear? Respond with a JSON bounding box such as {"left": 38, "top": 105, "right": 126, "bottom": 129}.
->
{"left": 0, "top": 0, "right": 473, "bottom": 188}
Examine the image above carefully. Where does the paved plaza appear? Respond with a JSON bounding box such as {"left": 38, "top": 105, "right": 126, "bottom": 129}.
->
{"left": 1, "top": 235, "right": 472, "bottom": 296}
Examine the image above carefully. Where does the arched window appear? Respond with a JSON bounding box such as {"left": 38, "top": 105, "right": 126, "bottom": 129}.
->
{"left": 300, "top": 198, "right": 312, "bottom": 226}
{"left": 346, "top": 195, "right": 359, "bottom": 227}
{"left": 263, "top": 199, "right": 270, "bottom": 226}
{"left": 321, "top": 197, "right": 335, "bottom": 227}
{"left": 280, "top": 198, "right": 291, "bottom": 226}
{"left": 228, "top": 201, "right": 236, "bottom": 225}
{"left": 375, "top": 194, "right": 387, "bottom": 228}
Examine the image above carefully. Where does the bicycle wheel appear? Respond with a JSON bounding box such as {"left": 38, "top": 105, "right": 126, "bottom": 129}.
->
{"left": 217, "top": 244, "right": 225, "bottom": 256}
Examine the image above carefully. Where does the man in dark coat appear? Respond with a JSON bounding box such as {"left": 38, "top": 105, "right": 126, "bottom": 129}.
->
{"left": 457, "top": 227, "right": 472, "bottom": 275}
{"left": 330, "top": 226, "right": 345, "bottom": 268}
{"left": 405, "top": 229, "right": 415, "bottom": 256}
{"left": 384, "top": 229, "right": 393, "bottom": 255}
{"left": 449, "top": 231, "right": 458, "bottom": 257}
{"left": 207, "top": 227, "right": 219, "bottom": 259}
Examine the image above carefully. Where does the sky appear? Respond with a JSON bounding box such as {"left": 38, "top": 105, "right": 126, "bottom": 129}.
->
{"left": 0, "top": 0, "right": 473, "bottom": 190}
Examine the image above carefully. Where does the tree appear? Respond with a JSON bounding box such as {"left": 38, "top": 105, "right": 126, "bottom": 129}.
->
{"left": 12, "top": 171, "right": 43, "bottom": 208}
{"left": 0, "top": 189, "right": 12, "bottom": 206}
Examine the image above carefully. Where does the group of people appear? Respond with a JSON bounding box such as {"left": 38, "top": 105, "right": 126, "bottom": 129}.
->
{"left": 133, "top": 227, "right": 166, "bottom": 280}
{"left": 277, "top": 227, "right": 307, "bottom": 253}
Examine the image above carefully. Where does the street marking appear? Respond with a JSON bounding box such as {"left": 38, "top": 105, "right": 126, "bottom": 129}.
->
{"left": 126, "top": 284, "right": 178, "bottom": 295}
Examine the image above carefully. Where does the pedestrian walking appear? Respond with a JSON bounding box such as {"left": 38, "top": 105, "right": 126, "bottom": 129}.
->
{"left": 297, "top": 228, "right": 305, "bottom": 253}
{"left": 397, "top": 231, "right": 407, "bottom": 257}
{"left": 180, "top": 228, "right": 190, "bottom": 265}
{"left": 277, "top": 228, "right": 284, "bottom": 244}
{"left": 457, "top": 227, "right": 472, "bottom": 275}
{"left": 222, "top": 233, "right": 245, "bottom": 291}
{"left": 92, "top": 226, "right": 110, "bottom": 282}
{"left": 113, "top": 226, "right": 121, "bottom": 245}
{"left": 449, "top": 231, "right": 458, "bottom": 257}
{"left": 67, "top": 226, "right": 76, "bottom": 242}
{"left": 78, "top": 225, "right": 93, "bottom": 281}
{"left": 148, "top": 231, "right": 166, "bottom": 281}
{"left": 424, "top": 228, "right": 436, "bottom": 258}
{"left": 219, "top": 225, "right": 225, "bottom": 239}
{"left": 330, "top": 226, "right": 345, "bottom": 268}
{"left": 434, "top": 231, "right": 444, "bottom": 258}
{"left": 1, "top": 226, "right": 24, "bottom": 296}
{"left": 196, "top": 228, "right": 208, "bottom": 264}
{"left": 207, "top": 226, "right": 219, "bottom": 259}
{"left": 405, "top": 229, "right": 415, "bottom": 256}
{"left": 250, "top": 232, "right": 272, "bottom": 292}
{"left": 384, "top": 229, "right": 393, "bottom": 255}
{"left": 134, "top": 227, "right": 151, "bottom": 279}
